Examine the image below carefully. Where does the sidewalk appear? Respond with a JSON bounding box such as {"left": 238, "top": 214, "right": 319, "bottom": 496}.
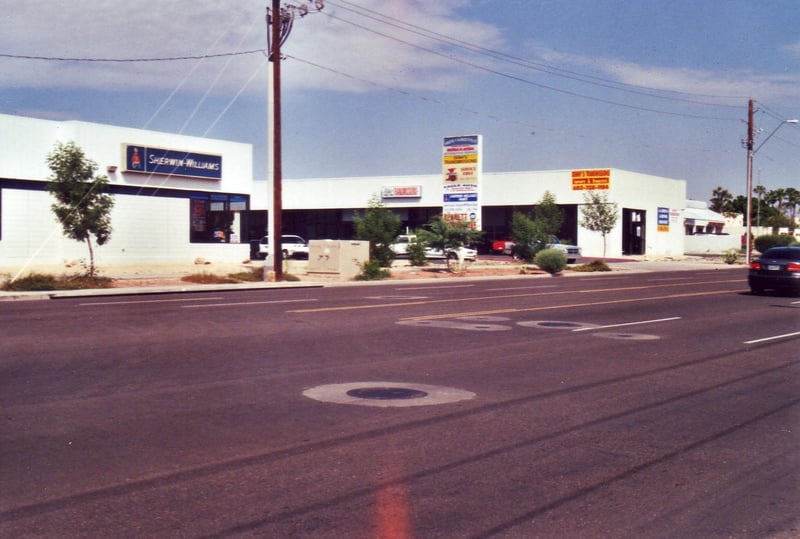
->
{"left": 0, "top": 255, "right": 743, "bottom": 301}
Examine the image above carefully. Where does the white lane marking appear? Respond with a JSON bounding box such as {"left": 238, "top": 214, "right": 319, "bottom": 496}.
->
{"left": 572, "top": 316, "right": 681, "bottom": 332}
{"left": 82, "top": 297, "right": 225, "bottom": 306}
{"left": 485, "top": 285, "right": 558, "bottom": 291}
{"left": 182, "top": 299, "right": 318, "bottom": 308}
{"left": 394, "top": 285, "right": 475, "bottom": 291}
{"left": 744, "top": 331, "right": 800, "bottom": 345}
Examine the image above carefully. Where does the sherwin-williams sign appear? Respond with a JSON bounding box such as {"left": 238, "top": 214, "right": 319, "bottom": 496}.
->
{"left": 442, "top": 134, "right": 481, "bottom": 230}
{"left": 123, "top": 144, "right": 222, "bottom": 180}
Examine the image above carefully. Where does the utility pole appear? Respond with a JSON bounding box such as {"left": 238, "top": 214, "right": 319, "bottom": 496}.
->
{"left": 745, "top": 98, "right": 754, "bottom": 265}
{"left": 266, "top": 0, "right": 323, "bottom": 281}
{"left": 744, "top": 99, "right": 798, "bottom": 265}
{"left": 269, "top": 0, "right": 284, "bottom": 281}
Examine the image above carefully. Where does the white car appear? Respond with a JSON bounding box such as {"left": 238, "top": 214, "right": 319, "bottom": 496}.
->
{"left": 543, "top": 237, "right": 582, "bottom": 263}
{"left": 425, "top": 245, "right": 478, "bottom": 261}
{"left": 258, "top": 235, "right": 309, "bottom": 259}
{"left": 390, "top": 234, "right": 477, "bottom": 261}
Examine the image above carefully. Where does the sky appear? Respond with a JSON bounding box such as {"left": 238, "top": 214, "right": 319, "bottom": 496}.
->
{"left": 1, "top": 0, "right": 798, "bottom": 203}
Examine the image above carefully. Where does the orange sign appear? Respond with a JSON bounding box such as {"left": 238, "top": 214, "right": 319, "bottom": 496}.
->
{"left": 572, "top": 169, "right": 610, "bottom": 190}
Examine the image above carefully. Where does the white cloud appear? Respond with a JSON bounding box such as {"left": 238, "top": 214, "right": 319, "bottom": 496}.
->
{"left": 529, "top": 44, "right": 800, "bottom": 105}
{"left": 781, "top": 41, "right": 800, "bottom": 58}
{"left": 0, "top": 0, "right": 503, "bottom": 95}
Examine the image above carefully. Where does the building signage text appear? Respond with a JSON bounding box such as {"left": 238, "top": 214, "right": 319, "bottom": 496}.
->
{"left": 381, "top": 185, "right": 422, "bottom": 199}
{"left": 123, "top": 144, "right": 222, "bottom": 180}
{"left": 442, "top": 135, "right": 481, "bottom": 229}
{"left": 572, "top": 169, "right": 610, "bottom": 190}
{"left": 657, "top": 207, "right": 670, "bottom": 232}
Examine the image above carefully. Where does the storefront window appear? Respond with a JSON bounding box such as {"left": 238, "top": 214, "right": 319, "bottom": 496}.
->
{"left": 190, "top": 193, "right": 248, "bottom": 243}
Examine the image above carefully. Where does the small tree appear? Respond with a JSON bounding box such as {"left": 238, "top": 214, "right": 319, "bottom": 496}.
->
{"left": 354, "top": 194, "right": 401, "bottom": 267}
{"left": 46, "top": 141, "right": 114, "bottom": 277}
{"left": 534, "top": 190, "right": 564, "bottom": 237}
{"left": 580, "top": 191, "right": 618, "bottom": 259}
{"left": 417, "top": 216, "right": 483, "bottom": 271}
{"left": 509, "top": 211, "right": 547, "bottom": 262}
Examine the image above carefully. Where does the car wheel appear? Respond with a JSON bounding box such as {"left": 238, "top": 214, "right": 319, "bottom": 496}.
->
{"left": 282, "top": 249, "right": 290, "bottom": 259}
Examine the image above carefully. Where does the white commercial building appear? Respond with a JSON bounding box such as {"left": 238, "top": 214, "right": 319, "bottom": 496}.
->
{"left": 2, "top": 114, "right": 692, "bottom": 269}
{"left": 278, "top": 168, "right": 687, "bottom": 259}
{"left": 0, "top": 114, "right": 254, "bottom": 267}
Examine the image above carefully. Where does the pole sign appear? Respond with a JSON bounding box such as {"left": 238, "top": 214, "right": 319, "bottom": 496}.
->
{"left": 122, "top": 144, "right": 222, "bottom": 180}
{"left": 442, "top": 135, "right": 481, "bottom": 229}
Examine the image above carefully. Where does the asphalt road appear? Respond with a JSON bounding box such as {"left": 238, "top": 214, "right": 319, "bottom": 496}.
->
{"left": 1, "top": 268, "right": 798, "bottom": 538}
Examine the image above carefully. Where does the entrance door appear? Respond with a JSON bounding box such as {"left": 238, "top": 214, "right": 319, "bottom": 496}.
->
{"left": 622, "top": 209, "right": 645, "bottom": 255}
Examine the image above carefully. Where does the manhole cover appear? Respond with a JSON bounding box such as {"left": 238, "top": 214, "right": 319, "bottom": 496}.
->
{"left": 346, "top": 387, "right": 428, "bottom": 400}
{"left": 518, "top": 320, "right": 599, "bottom": 330}
{"left": 303, "top": 382, "right": 476, "bottom": 408}
{"left": 595, "top": 332, "right": 660, "bottom": 341}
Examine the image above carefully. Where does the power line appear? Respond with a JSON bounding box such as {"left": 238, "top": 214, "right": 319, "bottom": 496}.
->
{"left": 317, "top": 9, "right": 740, "bottom": 122}
{"left": 326, "top": 0, "right": 748, "bottom": 106}
{"left": 286, "top": 53, "right": 740, "bottom": 159}
{"left": 0, "top": 49, "right": 265, "bottom": 62}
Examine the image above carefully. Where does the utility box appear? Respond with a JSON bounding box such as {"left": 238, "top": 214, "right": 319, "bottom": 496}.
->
{"left": 308, "top": 240, "right": 369, "bottom": 279}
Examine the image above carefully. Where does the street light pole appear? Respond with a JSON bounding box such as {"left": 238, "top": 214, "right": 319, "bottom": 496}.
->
{"left": 744, "top": 99, "right": 798, "bottom": 265}
{"left": 266, "top": 0, "right": 323, "bottom": 281}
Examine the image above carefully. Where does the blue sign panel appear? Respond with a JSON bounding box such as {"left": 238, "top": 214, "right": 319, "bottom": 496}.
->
{"left": 444, "top": 193, "right": 478, "bottom": 203}
{"left": 123, "top": 144, "right": 222, "bottom": 180}
{"left": 657, "top": 207, "right": 670, "bottom": 226}
{"left": 443, "top": 135, "right": 479, "bottom": 147}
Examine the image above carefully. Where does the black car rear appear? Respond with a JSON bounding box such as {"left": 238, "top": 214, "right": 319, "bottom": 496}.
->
{"left": 748, "top": 246, "right": 800, "bottom": 295}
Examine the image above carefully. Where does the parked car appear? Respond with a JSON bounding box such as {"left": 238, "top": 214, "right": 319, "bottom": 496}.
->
{"left": 425, "top": 245, "right": 478, "bottom": 261}
{"left": 491, "top": 236, "right": 582, "bottom": 263}
{"left": 390, "top": 234, "right": 477, "bottom": 261}
{"left": 390, "top": 234, "right": 417, "bottom": 257}
{"left": 258, "top": 235, "right": 309, "bottom": 259}
{"left": 748, "top": 246, "right": 800, "bottom": 295}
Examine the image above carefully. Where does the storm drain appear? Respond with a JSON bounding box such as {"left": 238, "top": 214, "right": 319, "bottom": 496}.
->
{"left": 303, "top": 382, "right": 476, "bottom": 408}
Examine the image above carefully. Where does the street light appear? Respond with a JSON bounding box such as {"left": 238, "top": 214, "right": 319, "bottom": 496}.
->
{"left": 266, "top": 0, "right": 323, "bottom": 281}
{"left": 745, "top": 110, "right": 799, "bottom": 265}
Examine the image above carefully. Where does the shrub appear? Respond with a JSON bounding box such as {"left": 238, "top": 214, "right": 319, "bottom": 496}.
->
{"left": 1, "top": 272, "right": 113, "bottom": 291}
{"left": 407, "top": 236, "right": 428, "bottom": 267}
{"left": 181, "top": 272, "right": 238, "bottom": 284}
{"left": 754, "top": 234, "right": 798, "bottom": 253}
{"left": 355, "top": 259, "right": 391, "bottom": 281}
{"left": 721, "top": 249, "right": 740, "bottom": 265}
{"left": 227, "top": 267, "right": 264, "bottom": 282}
{"left": 534, "top": 248, "right": 567, "bottom": 274}
{"left": 572, "top": 260, "right": 611, "bottom": 272}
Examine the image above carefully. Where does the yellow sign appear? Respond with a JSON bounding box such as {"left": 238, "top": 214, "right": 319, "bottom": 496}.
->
{"left": 443, "top": 154, "right": 478, "bottom": 165}
{"left": 572, "top": 169, "right": 610, "bottom": 190}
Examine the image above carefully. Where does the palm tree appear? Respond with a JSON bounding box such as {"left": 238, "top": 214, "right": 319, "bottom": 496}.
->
{"left": 753, "top": 185, "right": 767, "bottom": 227}
{"left": 784, "top": 187, "right": 800, "bottom": 221}
{"left": 767, "top": 188, "right": 787, "bottom": 215}
{"left": 709, "top": 186, "right": 733, "bottom": 214}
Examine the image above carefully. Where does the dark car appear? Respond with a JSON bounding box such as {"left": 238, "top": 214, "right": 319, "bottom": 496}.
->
{"left": 748, "top": 246, "right": 800, "bottom": 295}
